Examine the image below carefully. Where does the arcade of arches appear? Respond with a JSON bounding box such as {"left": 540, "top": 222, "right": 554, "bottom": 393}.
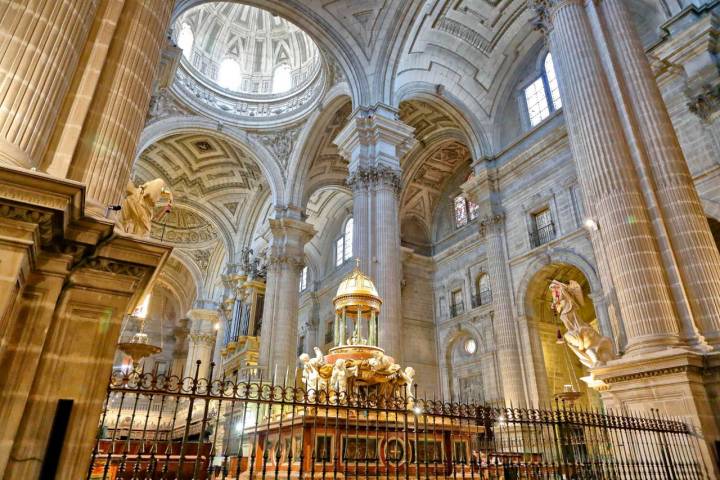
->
{"left": 1, "top": 0, "right": 720, "bottom": 477}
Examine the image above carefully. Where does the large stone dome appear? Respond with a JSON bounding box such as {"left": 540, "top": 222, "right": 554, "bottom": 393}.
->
{"left": 174, "top": 2, "right": 321, "bottom": 96}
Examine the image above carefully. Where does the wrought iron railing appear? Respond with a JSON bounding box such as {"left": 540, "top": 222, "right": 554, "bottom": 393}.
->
{"left": 472, "top": 289, "right": 493, "bottom": 308}
{"left": 530, "top": 222, "right": 556, "bottom": 248}
{"left": 450, "top": 302, "right": 465, "bottom": 318}
{"left": 87, "top": 361, "right": 710, "bottom": 479}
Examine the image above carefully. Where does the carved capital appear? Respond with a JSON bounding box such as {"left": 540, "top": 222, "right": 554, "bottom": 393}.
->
{"left": 478, "top": 214, "right": 505, "bottom": 238}
{"left": 687, "top": 84, "right": 720, "bottom": 122}
{"left": 347, "top": 165, "right": 402, "bottom": 195}
{"left": 267, "top": 254, "right": 305, "bottom": 273}
{"left": 529, "top": 0, "right": 553, "bottom": 36}
{"left": 189, "top": 332, "right": 216, "bottom": 347}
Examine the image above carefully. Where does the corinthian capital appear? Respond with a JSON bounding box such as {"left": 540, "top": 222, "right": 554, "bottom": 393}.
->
{"left": 347, "top": 165, "right": 402, "bottom": 195}
{"left": 479, "top": 213, "right": 505, "bottom": 238}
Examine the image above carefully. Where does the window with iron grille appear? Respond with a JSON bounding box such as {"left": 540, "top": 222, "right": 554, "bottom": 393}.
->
{"left": 530, "top": 208, "right": 556, "bottom": 247}
{"left": 450, "top": 289, "right": 464, "bottom": 317}
{"left": 473, "top": 274, "right": 492, "bottom": 307}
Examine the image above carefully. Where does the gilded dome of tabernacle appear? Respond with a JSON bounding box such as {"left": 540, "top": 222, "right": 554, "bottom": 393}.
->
{"left": 333, "top": 260, "right": 382, "bottom": 312}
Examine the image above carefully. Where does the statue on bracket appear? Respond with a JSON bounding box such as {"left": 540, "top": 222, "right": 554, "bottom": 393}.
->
{"left": 550, "top": 279, "right": 615, "bottom": 368}
{"left": 116, "top": 179, "right": 173, "bottom": 237}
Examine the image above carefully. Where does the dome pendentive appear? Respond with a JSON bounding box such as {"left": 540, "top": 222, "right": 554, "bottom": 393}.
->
{"left": 174, "top": 3, "right": 321, "bottom": 97}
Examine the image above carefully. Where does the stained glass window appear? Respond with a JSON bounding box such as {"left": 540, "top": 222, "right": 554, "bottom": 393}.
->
{"left": 468, "top": 200, "right": 480, "bottom": 221}
{"left": 454, "top": 196, "right": 468, "bottom": 227}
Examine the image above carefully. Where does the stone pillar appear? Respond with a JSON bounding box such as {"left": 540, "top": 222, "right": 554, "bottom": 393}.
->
{"left": 0, "top": 0, "right": 98, "bottom": 168}
{"left": 595, "top": 0, "right": 720, "bottom": 348}
{"left": 258, "top": 215, "right": 315, "bottom": 380}
{"left": 463, "top": 171, "right": 527, "bottom": 406}
{"left": 65, "top": 0, "right": 173, "bottom": 211}
{"left": 335, "top": 104, "right": 415, "bottom": 361}
{"left": 184, "top": 306, "right": 219, "bottom": 381}
{"left": 535, "top": 0, "right": 681, "bottom": 355}
{"left": 170, "top": 318, "right": 189, "bottom": 378}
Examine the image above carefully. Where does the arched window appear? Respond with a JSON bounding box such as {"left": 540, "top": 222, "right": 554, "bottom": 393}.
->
{"left": 299, "top": 266, "right": 308, "bottom": 292}
{"left": 177, "top": 23, "right": 194, "bottom": 59}
{"left": 475, "top": 273, "right": 492, "bottom": 306}
{"left": 524, "top": 53, "right": 562, "bottom": 127}
{"left": 335, "top": 218, "right": 353, "bottom": 267}
{"left": 217, "top": 58, "right": 241, "bottom": 90}
{"left": 272, "top": 64, "right": 293, "bottom": 93}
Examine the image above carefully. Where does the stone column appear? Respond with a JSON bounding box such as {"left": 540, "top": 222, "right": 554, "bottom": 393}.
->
{"left": 335, "top": 105, "right": 415, "bottom": 361}
{"left": 184, "top": 306, "right": 219, "bottom": 381}
{"left": 593, "top": 0, "right": 720, "bottom": 348}
{"left": 170, "top": 318, "right": 189, "bottom": 378}
{"left": 535, "top": 0, "right": 681, "bottom": 354}
{"left": 463, "top": 171, "right": 527, "bottom": 406}
{"left": 258, "top": 216, "right": 315, "bottom": 380}
{"left": 65, "top": 0, "right": 173, "bottom": 212}
{"left": 0, "top": 0, "right": 98, "bottom": 168}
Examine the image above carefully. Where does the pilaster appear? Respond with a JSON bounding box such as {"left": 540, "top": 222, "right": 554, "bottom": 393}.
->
{"left": 463, "top": 170, "right": 527, "bottom": 406}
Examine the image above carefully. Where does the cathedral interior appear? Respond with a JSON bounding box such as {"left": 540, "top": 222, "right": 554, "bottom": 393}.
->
{"left": 1, "top": 0, "right": 720, "bottom": 478}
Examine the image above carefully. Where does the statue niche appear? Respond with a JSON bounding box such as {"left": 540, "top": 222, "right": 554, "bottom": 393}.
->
{"left": 549, "top": 279, "right": 615, "bottom": 369}
{"left": 116, "top": 178, "right": 173, "bottom": 237}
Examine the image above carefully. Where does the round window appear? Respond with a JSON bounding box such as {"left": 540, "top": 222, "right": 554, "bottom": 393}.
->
{"left": 464, "top": 338, "right": 477, "bottom": 355}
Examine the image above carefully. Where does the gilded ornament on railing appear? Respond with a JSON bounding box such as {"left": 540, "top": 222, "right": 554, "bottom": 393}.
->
{"left": 550, "top": 279, "right": 615, "bottom": 368}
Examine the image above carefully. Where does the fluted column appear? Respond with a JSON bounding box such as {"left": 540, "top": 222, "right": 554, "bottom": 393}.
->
{"left": 0, "top": 0, "right": 98, "bottom": 168}
{"left": 258, "top": 216, "right": 315, "bottom": 379}
{"left": 184, "top": 307, "right": 219, "bottom": 381}
{"left": 596, "top": 0, "right": 720, "bottom": 347}
{"left": 335, "top": 105, "right": 415, "bottom": 361}
{"left": 463, "top": 172, "right": 527, "bottom": 406}
{"left": 66, "top": 0, "right": 173, "bottom": 211}
{"left": 536, "top": 0, "right": 681, "bottom": 354}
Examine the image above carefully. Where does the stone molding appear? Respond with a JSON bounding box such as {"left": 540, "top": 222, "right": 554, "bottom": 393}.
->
{"left": 602, "top": 365, "right": 700, "bottom": 384}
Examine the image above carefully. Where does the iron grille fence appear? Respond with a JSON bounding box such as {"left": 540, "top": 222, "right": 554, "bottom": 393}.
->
{"left": 88, "top": 361, "right": 710, "bottom": 479}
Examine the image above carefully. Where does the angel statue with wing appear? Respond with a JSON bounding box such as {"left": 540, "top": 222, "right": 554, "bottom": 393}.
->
{"left": 549, "top": 279, "right": 615, "bottom": 368}
{"left": 116, "top": 179, "right": 173, "bottom": 237}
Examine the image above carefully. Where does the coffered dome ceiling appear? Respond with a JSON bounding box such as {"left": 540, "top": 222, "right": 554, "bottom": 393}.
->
{"left": 175, "top": 2, "right": 321, "bottom": 96}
